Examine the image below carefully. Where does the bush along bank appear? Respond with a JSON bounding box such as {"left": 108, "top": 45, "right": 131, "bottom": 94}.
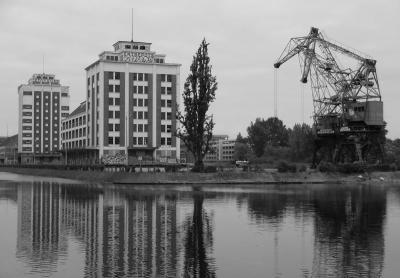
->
{"left": 317, "top": 162, "right": 397, "bottom": 174}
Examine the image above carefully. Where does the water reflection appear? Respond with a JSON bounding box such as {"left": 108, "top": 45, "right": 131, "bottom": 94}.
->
{"left": 0, "top": 181, "right": 398, "bottom": 277}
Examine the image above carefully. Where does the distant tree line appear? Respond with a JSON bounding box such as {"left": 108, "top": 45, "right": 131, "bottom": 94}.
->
{"left": 234, "top": 117, "right": 315, "bottom": 165}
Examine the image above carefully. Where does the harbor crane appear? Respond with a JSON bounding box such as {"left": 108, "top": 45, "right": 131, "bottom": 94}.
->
{"left": 274, "top": 27, "right": 385, "bottom": 164}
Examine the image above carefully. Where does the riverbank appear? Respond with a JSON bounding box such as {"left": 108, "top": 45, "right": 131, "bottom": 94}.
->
{"left": 1, "top": 166, "right": 399, "bottom": 185}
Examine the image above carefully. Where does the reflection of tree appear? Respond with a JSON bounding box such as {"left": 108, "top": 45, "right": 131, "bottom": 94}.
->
{"left": 183, "top": 193, "right": 216, "bottom": 278}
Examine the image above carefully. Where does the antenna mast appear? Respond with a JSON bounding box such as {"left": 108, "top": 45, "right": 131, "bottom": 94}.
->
{"left": 131, "top": 8, "right": 133, "bottom": 42}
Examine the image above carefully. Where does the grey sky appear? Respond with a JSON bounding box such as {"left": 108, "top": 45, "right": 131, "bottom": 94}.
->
{"left": 1, "top": 0, "right": 399, "bottom": 138}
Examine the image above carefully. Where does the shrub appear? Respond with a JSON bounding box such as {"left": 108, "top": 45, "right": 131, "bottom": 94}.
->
{"left": 204, "top": 166, "right": 217, "bottom": 173}
{"left": 298, "top": 164, "right": 307, "bottom": 172}
{"left": 277, "top": 161, "right": 297, "bottom": 173}
{"left": 317, "top": 161, "right": 337, "bottom": 172}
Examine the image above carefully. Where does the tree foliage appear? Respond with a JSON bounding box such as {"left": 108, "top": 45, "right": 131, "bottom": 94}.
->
{"left": 247, "top": 117, "right": 289, "bottom": 157}
{"left": 177, "top": 39, "right": 217, "bottom": 171}
{"left": 288, "top": 123, "right": 315, "bottom": 161}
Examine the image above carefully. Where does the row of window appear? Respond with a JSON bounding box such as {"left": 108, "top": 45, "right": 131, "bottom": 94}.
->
{"left": 106, "top": 56, "right": 118, "bottom": 61}
{"left": 108, "top": 136, "right": 120, "bottom": 145}
{"left": 124, "top": 44, "right": 146, "bottom": 50}
{"left": 23, "top": 91, "right": 68, "bottom": 97}
{"left": 160, "top": 74, "right": 173, "bottom": 82}
{"left": 161, "top": 137, "right": 172, "bottom": 146}
{"left": 88, "top": 73, "right": 100, "bottom": 85}
{"left": 161, "top": 112, "right": 172, "bottom": 120}
{"left": 161, "top": 87, "right": 172, "bottom": 95}
{"left": 133, "top": 111, "right": 149, "bottom": 120}
{"left": 109, "top": 84, "right": 120, "bottom": 93}
{"left": 109, "top": 97, "right": 120, "bottom": 106}
{"left": 62, "top": 128, "right": 86, "bottom": 140}
{"left": 161, "top": 125, "right": 172, "bottom": 133}
{"left": 133, "top": 136, "right": 148, "bottom": 146}
{"left": 63, "top": 140, "right": 86, "bottom": 149}
{"left": 133, "top": 98, "right": 148, "bottom": 107}
{"left": 133, "top": 73, "right": 149, "bottom": 81}
{"left": 133, "top": 123, "right": 148, "bottom": 133}
{"left": 133, "top": 85, "right": 149, "bottom": 94}
{"left": 109, "top": 123, "right": 120, "bottom": 132}
{"left": 161, "top": 99, "right": 172, "bottom": 107}
{"left": 62, "top": 115, "right": 86, "bottom": 129}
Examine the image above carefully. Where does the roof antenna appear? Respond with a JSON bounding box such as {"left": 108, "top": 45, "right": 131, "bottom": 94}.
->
{"left": 131, "top": 8, "right": 133, "bottom": 42}
{"left": 42, "top": 54, "right": 45, "bottom": 74}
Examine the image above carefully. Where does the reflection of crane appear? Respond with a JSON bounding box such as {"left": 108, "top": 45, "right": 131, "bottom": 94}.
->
{"left": 274, "top": 27, "right": 385, "bottom": 164}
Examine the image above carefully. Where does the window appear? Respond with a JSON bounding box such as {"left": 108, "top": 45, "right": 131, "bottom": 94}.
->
{"left": 167, "top": 75, "right": 172, "bottom": 82}
{"left": 144, "top": 99, "right": 148, "bottom": 106}
{"left": 138, "top": 111, "right": 143, "bottom": 119}
{"left": 161, "top": 87, "right": 166, "bottom": 94}
{"left": 138, "top": 86, "right": 143, "bottom": 94}
{"left": 115, "top": 72, "right": 120, "bottom": 80}
{"left": 161, "top": 125, "right": 165, "bottom": 132}
{"left": 161, "top": 137, "right": 165, "bottom": 145}
{"left": 138, "top": 73, "right": 143, "bottom": 81}
{"left": 144, "top": 86, "right": 148, "bottom": 94}
{"left": 23, "top": 111, "right": 32, "bottom": 116}
{"left": 133, "top": 124, "right": 137, "bottom": 132}
{"left": 144, "top": 112, "right": 148, "bottom": 119}
{"left": 144, "top": 124, "right": 148, "bottom": 132}
{"left": 115, "top": 124, "right": 120, "bottom": 131}
{"left": 23, "top": 119, "right": 32, "bottom": 123}
{"left": 109, "top": 124, "right": 114, "bottom": 131}
{"left": 138, "top": 124, "right": 143, "bottom": 132}
{"left": 140, "top": 45, "right": 145, "bottom": 50}
{"left": 138, "top": 99, "right": 143, "bottom": 106}
{"left": 133, "top": 137, "right": 137, "bottom": 145}
{"left": 167, "top": 87, "right": 172, "bottom": 95}
{"left": 161, "top": 99, "right": 166, "bottom": 107}
{"left": 115, "top": 85, "right": 120, "bottom": 92}
{"left": 133, "top": 99, "right": 137, "bottom": 106}
{"left": 167, "top": 100, "right": 172, "bottom": 107}
{"left": 115, "top": 111, "right": 120, "bottom": 118}
{"left": 133, "top": 73, "right": 138, "bottom": 81}
{"left": 138, "top": 137, "right": 143, "bottom": 145}
{"left": 125, "top": 45, "right": 131, "bottom": 49}
{"left": 108, "top": 72, "right": 114, "bottom": 79}
{"left": 109, "top": 111, "right": 114, "bottom": 118}
{"left": 167, "top": 112, "right": 172, "bottom": 120}
{"left": 109, "top": 98, "right": 114, "bottom": 105}
{"left": 167, "top": 125, "right": 172, "bottom": 132}
{"left": 108, "top": 137, "right": 113, "bottom": 144}
{"left": 144, "top": 74, "right": 148, "bottom": 81}
{"left": 115, "top": 137, "right": 120, "bottom": 144}
{"left": 23, "top": 91, "right": 32, "bottom": 96}
{"left": 61, "top": 93, "right": 68, "bottom": 97}
{"left": 115, "top": 98, "right": 120, "bottom": 105}
{"left": 133, "top": 111, "right": 137, "bottom": 119}
{"left": 133, "top": 86, "right": 137, "bottom": 94}
{"left": 167, "top": 137, "right": 172, "bottom": 146}
{"left": 23, "top": 105, "right": 32, "bottom": 109}
{"left": 109, "top": 85, "right": 113, "bottom": 92}
{"left": 144, "top": 137, "right": 148, "bottom": 145}
{"left": 160, "top": 74, "right": 166, "bottom": 82}
{"left": 161, "top": 112, "right": 165, "bottom": 120}
{"left": 61, "top": 106, "right": 69, "bottom": 111}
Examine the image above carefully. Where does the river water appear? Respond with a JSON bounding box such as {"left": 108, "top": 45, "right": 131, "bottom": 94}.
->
{"left": 0, "top": 172, "right": 400, "bottom": 278}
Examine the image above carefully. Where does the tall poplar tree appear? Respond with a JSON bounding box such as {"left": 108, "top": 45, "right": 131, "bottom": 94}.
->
{"left": 177, "top": 39, "right": 217, "bottom": 172}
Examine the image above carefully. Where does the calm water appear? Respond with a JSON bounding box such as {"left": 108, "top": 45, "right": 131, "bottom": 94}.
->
{"left": 1, "top": 173, "right": 400, "bottom": 278}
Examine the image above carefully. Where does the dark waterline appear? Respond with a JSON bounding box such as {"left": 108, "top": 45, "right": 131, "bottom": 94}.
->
{"left": 0, "top": 173, "right": 400, "bottom": 277}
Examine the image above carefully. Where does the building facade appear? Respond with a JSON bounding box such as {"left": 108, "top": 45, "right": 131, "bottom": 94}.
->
{"left": 85, "top": 40, "right": 181, "bottom": 164}
{"left": 18, "top": 74, "right": 70, "bottom": 163}
{"left": 181, "top": 135, "right": 236, "bottom": 163}
{"left": 61, "top": 101, "right": 87, "bottom": 149}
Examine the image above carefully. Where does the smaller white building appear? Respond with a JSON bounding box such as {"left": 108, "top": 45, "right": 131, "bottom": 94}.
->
{"left": 61, "top": 101, "right": 87, "bottom": 149}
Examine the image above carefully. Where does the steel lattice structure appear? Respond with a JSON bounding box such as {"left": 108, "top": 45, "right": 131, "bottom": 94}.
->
{"left": 274, "top": 27, "right": 385, "bottom": 164}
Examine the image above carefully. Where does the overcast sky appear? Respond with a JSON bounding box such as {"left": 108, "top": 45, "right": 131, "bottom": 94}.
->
{"left": 0, "top": 0, "right": 399, "bottom": 139}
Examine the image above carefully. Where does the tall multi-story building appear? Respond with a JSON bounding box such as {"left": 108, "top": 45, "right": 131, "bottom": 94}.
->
{"left": 18, "top": 74, "right": 70, "bottom": 163}
{"left": 85, "top": 40, "right": 181, "bottom": 164}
